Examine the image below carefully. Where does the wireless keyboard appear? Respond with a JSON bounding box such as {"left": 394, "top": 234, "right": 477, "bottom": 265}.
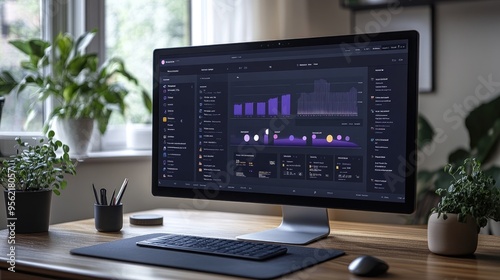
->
{"left": 136, "top": 234, "right": 288, "bottom": 261}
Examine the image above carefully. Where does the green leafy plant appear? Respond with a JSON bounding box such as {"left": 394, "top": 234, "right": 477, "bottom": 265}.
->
{"left": 431, "top": 158, "right": 500, "bottom": 228}
{"left": 0, "top": 30, "right": 152, "bottom": 134}
{"left": 413, "top": 94, "right": 500, "bottom": 224}
{"left": 0, "top": 130, "right": 76, "bottom": 195}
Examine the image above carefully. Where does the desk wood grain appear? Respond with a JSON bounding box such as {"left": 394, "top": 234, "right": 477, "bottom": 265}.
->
{"left": 1, "top": 209, "right": 499, "bottom": 279}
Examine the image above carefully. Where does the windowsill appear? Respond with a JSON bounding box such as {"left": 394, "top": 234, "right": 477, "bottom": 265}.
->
{"left": 82, "top": 149, "right": 152, "bottom": 162}
{"left": 1, "top": 122, "right": 153, "bottom": 161}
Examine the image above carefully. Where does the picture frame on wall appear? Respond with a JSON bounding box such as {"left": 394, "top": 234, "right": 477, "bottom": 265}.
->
{"left": 352, "top": 5, "right": 434, "bottom": 92}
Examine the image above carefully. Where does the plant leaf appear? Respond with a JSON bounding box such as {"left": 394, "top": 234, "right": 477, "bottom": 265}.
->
{"left": 9, "top": 39, "right": 32, "bottom": 55}
{"left": 475, "top": 119, "right": 500, "bottom": 164}
{"left": 28, "top": 39, "right": 51, "bottom": 58}
{"left": 465, "top": 94, "right": 500, "bottom": 151}
{"left": 0, "top": 71, "right": 19, "bottom": 95}
{"left": 141, "top": 89, "right": 153, "bottom": 113}
{"left": 448, "top": 148, "right": 470, "bottom": 166}
{"left": 73, "top": 29, "right": 97, "bottom": 56}
{"left": 417, "top": 114, "right": 435, "bottom": 149}
{"left": 20, "top": 60, "right": 37, "bottom": 71}
{"left": 484, "top": 166, "right": 500, "bottom": 186}
{"left": 63, "top": 84, "right": 78, "bottom": 102}
{"left": 66, "top": 56, "right": 88, "bottom": 76}
{"left": 56, "top": 33, "right": 73, "bottom": 65}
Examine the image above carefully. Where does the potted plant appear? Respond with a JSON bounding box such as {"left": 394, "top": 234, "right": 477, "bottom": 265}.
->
{"left": 428, "top": 158, "right": 500, "bottom": 256}
{"left": 1, "top": 130, "right": 76, "bottom": 233}
{"left": 0, "top": 30, "right": 152, "bottom": 158}
{"left": 414, "top": 94, "right": 500, "bottom": 226}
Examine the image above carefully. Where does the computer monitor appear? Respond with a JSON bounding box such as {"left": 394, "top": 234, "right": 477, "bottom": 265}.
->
{"left": 152, "top": 30, "right": 419, "bottom": 245}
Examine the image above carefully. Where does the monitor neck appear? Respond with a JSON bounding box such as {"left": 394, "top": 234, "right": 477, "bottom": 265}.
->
{"left": 237, "top": 205, "right": 330, "bottom": 245}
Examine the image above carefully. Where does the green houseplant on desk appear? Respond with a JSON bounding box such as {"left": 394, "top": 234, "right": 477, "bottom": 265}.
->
{"left": 428, "top": 158, "right": 500, "bottom": 256}
{"left": 0, "top": 131, "right": 76, "bottom": 233}
{"left": 0, "top": 30, "right": 152, "bottom": 158}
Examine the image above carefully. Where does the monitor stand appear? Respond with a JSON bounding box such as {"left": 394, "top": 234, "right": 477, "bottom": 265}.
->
{"left": 236, "top": 205, "right": 330, "bottom": 245}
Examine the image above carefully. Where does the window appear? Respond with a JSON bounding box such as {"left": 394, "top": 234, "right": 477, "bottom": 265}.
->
{"left": 0, "top": 1, "right": 190, "bottom": 153}
{"left": 0, "top": 0, "right": 43, "bottom": 132}
{"left": 104, "top": 0, "right": 190, "bottom": 125}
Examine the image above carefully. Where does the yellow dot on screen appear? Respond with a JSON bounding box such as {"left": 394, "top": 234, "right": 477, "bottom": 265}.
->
{"left": 326, "top": 135, "right": 333, "bottom": 143}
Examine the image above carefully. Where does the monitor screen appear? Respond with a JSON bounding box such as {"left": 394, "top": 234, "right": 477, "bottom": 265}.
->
{"left": 152, "top": 31, "right": 419, "bottom": 243}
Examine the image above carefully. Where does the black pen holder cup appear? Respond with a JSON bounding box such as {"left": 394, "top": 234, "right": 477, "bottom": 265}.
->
{"left": 94, "top": 204, "right": 123, "bottom": 232}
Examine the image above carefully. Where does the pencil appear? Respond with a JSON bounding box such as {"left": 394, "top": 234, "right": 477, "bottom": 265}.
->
{"left": 115, "top": 178, "right": 129, "bottom": 205}
{"left": 109, "top": 189, "right": 116, "bottom": 206}
{"left": 92, "top": 183, "right": 100, "bottom": 205}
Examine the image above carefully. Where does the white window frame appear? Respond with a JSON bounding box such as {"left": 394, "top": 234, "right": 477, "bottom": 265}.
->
{"left": 0, "top": 0, "right": 84, "bottom": 155}
{"left": 85, "top": 0, "right": 189, "bottom": 153}
{"left": 85, "top": 0, "right": 130, "bottom": 152}
{"left": 0, "top": 0, "right": 156, "bottom": 157}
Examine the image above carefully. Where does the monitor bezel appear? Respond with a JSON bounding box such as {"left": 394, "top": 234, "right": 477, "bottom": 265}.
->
{"left": 152, "top": 30, "right": 419, "bottom": 214}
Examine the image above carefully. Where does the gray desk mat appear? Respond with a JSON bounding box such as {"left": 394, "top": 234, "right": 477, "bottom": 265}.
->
{"left": 70, "top": 233, "right": 344, "bottom": 279}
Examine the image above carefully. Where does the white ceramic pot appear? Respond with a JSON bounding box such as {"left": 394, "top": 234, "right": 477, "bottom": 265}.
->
{"left": 56, "top": 118, "right": 94, "bottom": 159}
{"left": 490, "top": 219, "right": 500, "bottom": 236}
{"left": 126, "top": 123, "right": 152, "bottom": 150}
{"left": 428, "top": 213, "right": 478, "bottom": 256}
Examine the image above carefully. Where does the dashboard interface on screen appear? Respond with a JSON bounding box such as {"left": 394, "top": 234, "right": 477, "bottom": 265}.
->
{"left": 153, "top": 31, "right": 418, "bottom": 213}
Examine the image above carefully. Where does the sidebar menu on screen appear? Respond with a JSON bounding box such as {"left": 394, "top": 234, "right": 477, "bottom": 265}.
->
{"left": 159, "top": 77, "right": 196, "bottom": 182}
{"left": 196, "top": 74, "right": 228, "bottom": 183}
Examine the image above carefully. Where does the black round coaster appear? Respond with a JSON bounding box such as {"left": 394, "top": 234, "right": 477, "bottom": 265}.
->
{"left": 129, "top": 214, "right": 163, "bottom": 226}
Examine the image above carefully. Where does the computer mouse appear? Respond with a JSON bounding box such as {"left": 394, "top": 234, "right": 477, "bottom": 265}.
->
{"left": 348, "top": 255, "right": 389, "bottom": 277}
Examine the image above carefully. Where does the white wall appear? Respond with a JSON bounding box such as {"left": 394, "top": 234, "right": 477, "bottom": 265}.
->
{"left": 333, "top": 0, "right": 500, "bottom": 224}
{"left": 419, "top": 0, "right": 500, "bottom": 170}
{"left": 3, "top": 0, "right": 500, "bottom": 229}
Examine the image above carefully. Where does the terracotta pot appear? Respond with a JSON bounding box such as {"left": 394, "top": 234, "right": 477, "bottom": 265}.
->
{"left": 3, "top": 189, "right": 52, "bottom": 233}
{"left": 428, "top": 213, "right": 478, "bottom": 256}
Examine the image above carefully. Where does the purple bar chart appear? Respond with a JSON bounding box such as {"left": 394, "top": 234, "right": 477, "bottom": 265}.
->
{"left": 268, "top": 97, "right": 278, "bottom": 116}
{"left": 257, "top": 102, "right": 266, "bottom": 116}
{"left": 234, "top": 104, "right": 243, "bottom": 116}
{"left": 245, "top": 102, "right": 254, "bottom": 116}
{"left": 297, "top": 79, "right": 358, "bottom": 116}
{"left": 232, "top": 79, "right": 359, "bottom": 117}
{"left": 233, "top": 95, "right": 290, "bottom": 117}
{"left": 281, "top": 94, "right": 291, "bottom": 116}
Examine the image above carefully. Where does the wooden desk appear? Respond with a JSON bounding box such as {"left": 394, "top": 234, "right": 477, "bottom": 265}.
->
{"left": 1, "top": 209, "right": 499, "bottom": 280}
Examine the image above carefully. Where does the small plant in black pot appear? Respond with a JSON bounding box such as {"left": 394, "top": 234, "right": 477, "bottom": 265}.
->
{"left": 1, "top": 130, "right": 76, "bottom": 233}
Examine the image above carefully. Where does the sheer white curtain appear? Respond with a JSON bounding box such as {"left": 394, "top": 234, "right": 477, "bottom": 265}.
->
{"left": 191, "top": 0, "right": 313, "bottom": 45}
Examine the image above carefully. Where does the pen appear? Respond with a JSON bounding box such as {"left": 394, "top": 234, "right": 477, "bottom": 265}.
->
{"left": 109, "top": 189, "right": 116, "bottom": 206}
{"left": 92, "top": 184, "right": 100, "bottom": 205}
{"left": 115, "top": 178, "right": 129, "bottom": 205}
{"left": 100, "top": 188, "right": 107, "bottom": 206}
